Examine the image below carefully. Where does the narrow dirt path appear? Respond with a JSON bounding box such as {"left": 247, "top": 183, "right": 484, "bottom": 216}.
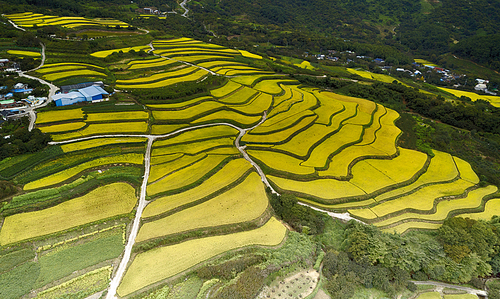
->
{"left": 411, "top": 281, "right": 487, "bottom": 297}
{"left": 298, "top": 202, "right": 367, "bottom": 224}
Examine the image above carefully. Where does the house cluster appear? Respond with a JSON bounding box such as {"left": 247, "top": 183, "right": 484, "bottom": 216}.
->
{"left": 0, "top": 59, "right": 19, "bottom": 73}
{"left": 52, "top": 81, "right": 109, "bottom": 106}
{"left": 474, "top": 79, "right": 497, "bottom": 95}
{"left": 0, "top": 83, "right": 46, "bottom": 118}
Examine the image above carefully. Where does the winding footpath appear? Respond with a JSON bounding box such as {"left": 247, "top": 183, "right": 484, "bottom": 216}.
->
{"left": 298, "top": 202, "right": 366, "bottom": 224}
{"left": 411, "top": 281, "right": 487, "bottom": 297}
{"left": 180, "top": 0, "right": 191, "bottom": 18}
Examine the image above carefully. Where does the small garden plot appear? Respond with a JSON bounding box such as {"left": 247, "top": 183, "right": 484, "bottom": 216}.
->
{"left": 153, "top": 125, "right": 238, "bottom": 148}
{"left": 248, "top": 149, "right": 315, "bottom": 175}
{"left": 115, "top": 66, "right": 196, "bottom": 84}
{"left": 210, "top": 80, "right": 242, "bottom": 98}
{"left": 23, "top": 153, "right": 143, "bottom": 190}
{"left": 302, "top": 124, "right": 364, "bottom": 168}
{"left": 115, "top": 69, "right": 208, "bottom": 89}
{"left": 36, "top": 108, "right": 84, "bottom": 124}
{"left": 51, "top": 121, "right": 148, "bottom": 141}
{"left": 238, "top": 50, "right": 262, "bottom": 59}
{"left": 90, "top": 45, "right": 150, "bottom": 58}
{"left": 443, "top": 295, "right": 478, "bottom": 299}
{"left": 374, "top": 185, "right": 498, "bottom": 228}
{"left": 43, "top": 69, "right": 107, "bottom": 81}
{"left": 269, "top": 175, "right": 365, "bottom": 200}
{"left": 229, "top": 93, "right": 273, "bottom": 115}
{"left": 117, "top": 217, "right": 286, "bottom": 297}
{"left": 148, "top": 153, "right": 206, "bottom": 183}
{"left": 152, "top": 137, "right": 235, "bottom": 156}
{"left": 35, "top": 266, "right": 111, "bottom": 299}
{"left": 217, "top": 86, "right": 258, "bottom": 104}
{"left": 258, "top": 269, "right": 320, "bottom": 299}
{"left": 143, "top": 158, "right": 252, "bottom": 218}
{"left": 191, "top": 110, "right": 262, "bottom": 127}
{"left": 414, "top": 59, "right": 438, "bottom": 67}
{"left": 0, "top": 183, "right": 136, "bottom": 245}
{"left": 456, "top": 197, "right": 500, "bottom": 220}
{"left": 243, "top": 114, "right": 317, "bottom": 145}
{"left": 367, "top": 178, "right": 475, "bottom": 218}
{"left": 7, "top": 50, "right": 41, "bottom": 57}
{"left": 416, "top": 292, "right": 444, "bottom": 299}
{"left": 374, "top": 150, "right": 459, "bottom": 202}
{"left": 254, "top": 79, "right": 300, "bottom": 94}
{"left": 382, "top": 222, "right": 442, "bottom": 234}
{"left": 147, "top": 154, "right": 231, "bottom": 196}
{"left": 85, "top": 111, "right": 149, "bottom": 122}
{"left": 294, "top": 60, "right": 315, "bottom": 70}
{"left": 152, "top": 101, "right": 225, "bottom": 121}
{"left": 137, "top": 172, "right": 269, "bottom": 242}
{"left": 60, "top": 137, "right": 147, "bottom": 153}
{"left": 38, "top": 122, "right": 86, "bottom": 134}
{"left": 150, "top": 124, "right": 188, "bottom": 135}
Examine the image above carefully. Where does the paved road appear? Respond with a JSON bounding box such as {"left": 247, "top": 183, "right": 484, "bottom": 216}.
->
{"left": 180, "top": 0, "right": 191, "bottom": 17}
{"left": 6, "top": 19, "right": 25, "bottom": 31}
{"left": 411, "top": 281, "right": 488, "bottom": 297}
{"left": 298, "top": 202, "right": 367, "bottom": 223}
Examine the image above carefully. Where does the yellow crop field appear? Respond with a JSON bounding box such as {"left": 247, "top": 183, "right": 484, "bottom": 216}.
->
{"left": 86, "top": 111, "right": 149, "bottom": 122}
{"left": 39, "top": 62, "right": 105, "bottom": 69}
{"left": 7, "top": 50, "right": 41, "bottom": 57}
{"left": 348, "top": 208, "right": 379, "bottom": 220}
{"left": 347, "top": 68, "right": 402, "bottom": 84}
{"left": 243, "top": 114, "right": 317, "bottom": 144}
{"left": 374, "top": 150, "right": 459, "bottom": 202}
{"left": 199, "top": 61, "right": 247, "bottom": 68}
{"left": 148, "top": 96, "right": 212, "bottom": 109}
{"left": 374, "top": 185, "right": 498, "bottom": 228}
{"left": 269, "top": 175, "right": 365, "bottom": 200}
{"left": 294, "top": 61, "right": 314, "bottom": 70}
{"left": 37, "top": 65, "right": 86, "bottom": 74}
{"left": 150, "top": 124, "right": 188, "bottom": 135}
{"left": 151, "top": 153, "right": 183, "bottom": 165}
{"left": 128, "top": 59, "right": 176, "bottom": 70}
{"left": 438, "top": 87, "right": 500, "bottom": 107}
{"left": 299, "top": 197, "right": 376, "bottom": 210}
{"left": 173, "top": 55, "right": 235, "bottom": 63}
{"left": 38, "top": 122, "right": 86, "bottom": 134}
{"left": 238, "top": 50, "right": 263, "bottom": 59}
{"left": 138, "top": 173, "right": 268, "bottom": 242}
{"left": 273, "top": 124, "right": 339, "bottom": 157}
{"left": 414, "top": 59, "right": 438, "bottom": 67}
{"left": 0, "top": 183, "right": 137, "bottom": 245}
{"left": 128, "top": 57, "right": 166, "bottom": 64}
{"left": 116, "top": 66, "right": 196, "bottom": 84}
{"left": 454, "top": 157, "right": 480, "bottom": 184}
{"left": 254, "top": 79, "right": 299, "bottom": 94}
{"left": 319, "top": 145, "right": 387, "bottom": 178}
{"left": 382, "top": 222, "right": 443, "bottom": 234}
{"left": 90, "top": 46, "right": 150, "bottom": 58}
{"left": 152, "top": 126, "right": 239, "bottom": 148}
{"left": 152, "top": 101, "right": 224, "bottom": 121}
{"left": 147, "top": 154, "right": 229, "bottom": 195}
{"left": 211, "top": 81, "right": 242, "bottom": 98}
{"left": 251, "top": 108, "right": 316, "bottom": 134}
{"left": 457, "top": 197, "right": 500, "bottom": 220}
{"left": 248, "top": 150, "right": 314, "bottom": 175}
{"left": 273, "top": 85, "right": 293, "bottom": 107}
{"left": 151, "top": 137, "right": 235, "bottom": 156}
{"left": 302, "top": 124, "right": 364, "bottom": 168}
{"left": 117, "top": 217, "right": 286, "bottom": 297}
{"left": 229, "top": 93, "right": 273, "bottom": 115}
{"left": 24, "top": 153, "right": 143, "bottom": 190}
{"left": 312, "top": 92, "right": 345, "bottom": 125}
{"left": 115, "top": 69, "right": 208, "bottom": 89}
{"left": 218, "top": 87, "right": 258, "bottom": 104}
{"left": 148, "top": 153, "right": 206, "bottom": 183}
{"left": 191, "top": 110, "right": 262, "bottom": 126}
{"left": 369, "top": 179, "right": 475, "bottom": 217}
{"left": 43, "top": 69, "right": 106, "bottom": 81}
{"left": 224, "top": 69, "right": 273, "bottom": 76}
{"left": 51, "top": 121, "right": 148, "bottom": 141}
{"left": 36, "top": 108, "right": 84, "bottom": 124}
{"left": 154, "top": 48, "right": 238, "bottom": 55}
{"left": 60, "top": 137, "right": 147, "bottom": 153}
{"left": 7, "top": 13, "right": 130, "bottom": 28}
{"left": 143, "top": 159, "right": 252, "bottom": 218}
{"left": 356, "top": 105, "right": 387, "bottom": 146}
{"left": 231, "top": 75, "right": 278, "bottom": 86}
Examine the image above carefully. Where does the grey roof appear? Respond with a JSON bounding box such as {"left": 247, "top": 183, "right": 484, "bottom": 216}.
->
{"left": 79, "top": 86, "right": 108, "bottom": 98}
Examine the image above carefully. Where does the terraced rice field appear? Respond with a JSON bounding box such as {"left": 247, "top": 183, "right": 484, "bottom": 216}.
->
{"left": 438, "top": 87, "right": 500, "bottom": 107}
{"left": 137, "top": 172, "right": 268, "bottom": 241}
{"left": 91, "top": 46, "right": 150, "bottom": 58}
{"left": 85, "top": 111, "right": 149, "bottom": 122}
{"left": 5, "top": 12, "right": 129, "bottom": 28}
{"left": 346, "top": 68, "right": 402, "bottom": 84}
{"left": 127, "top": 58, "right": 176, "bottom": 70}
{"left": 43, "top": 70, "right": 107, "bottom": 81}
{"left": 7, "top": 50, "right": 41, "bottom": 57}
{"left": 38, "top": 122, "right": 86, "bottom": 134}
{"left": 0, "top": 183, "right": 137, "bottom": 245}
{"left": 117, "top": 217, "right": 286, "bottom": 297}
{"left": 36, "top": 108, "right": 84, "bottom": 124}
{"left": 51, "top": 122, "right": 148, "bottom": 141}
{"left": 60, "top": 137, "right": 147, "bottom": 152}
{"left": 115, "top": 69, "right": 208, "bottom": 89}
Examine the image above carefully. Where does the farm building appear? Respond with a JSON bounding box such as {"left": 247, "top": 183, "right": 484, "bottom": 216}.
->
{"left": 52, "top": 85, "right": 109, "bottom": 106}
{"left": 60, "top": 81, "right": 104, "bottom": 94}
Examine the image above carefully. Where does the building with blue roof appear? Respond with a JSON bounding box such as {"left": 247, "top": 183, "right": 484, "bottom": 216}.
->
{"left": 52, "top": 85, "right": 109, "bottom": 107}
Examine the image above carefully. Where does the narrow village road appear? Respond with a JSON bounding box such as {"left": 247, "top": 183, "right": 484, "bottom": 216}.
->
{"left": 180, "top": 0, "right": 191, "bottom": 17}
{"left": 298, "top": 202, "right": 367, "bottom": 224}
{"left": 5, "top": 19, "right": 25, "bottom": 31}
{"left": 411, "top": 281, "right": 488, "bottom": 297}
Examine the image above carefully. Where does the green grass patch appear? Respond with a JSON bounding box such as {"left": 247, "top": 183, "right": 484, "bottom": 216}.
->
{"left": 0, "top": 261, "right": 40, "bottom": 299}
{"left": 0, "top": 248, "right": 35, "bottom": 273}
